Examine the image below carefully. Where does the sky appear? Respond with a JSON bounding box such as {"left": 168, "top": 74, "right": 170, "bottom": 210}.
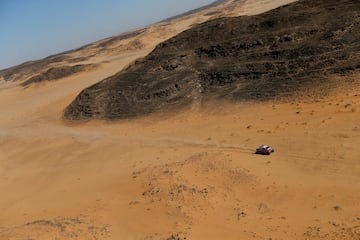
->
{"left": 0, "top": 0, "right": 215, "bottom": 70}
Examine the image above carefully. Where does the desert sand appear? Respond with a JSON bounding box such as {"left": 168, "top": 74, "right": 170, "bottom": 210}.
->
{"left": 1, "top": 0, "right": 360, "bottom": 239}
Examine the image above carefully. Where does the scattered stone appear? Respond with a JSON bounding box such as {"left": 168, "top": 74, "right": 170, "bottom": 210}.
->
{"left": 166, "top": 233, "right": 187, "bottom": 240}
{"left": 333, "top": 205, "right": 342, "bottom": 211}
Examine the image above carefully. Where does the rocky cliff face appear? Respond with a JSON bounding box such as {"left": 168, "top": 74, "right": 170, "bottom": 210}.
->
{"left": 65, "top": 0, "right": 360, "bottom": 120}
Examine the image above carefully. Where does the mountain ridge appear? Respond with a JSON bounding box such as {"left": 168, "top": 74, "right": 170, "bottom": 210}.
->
{"left": 0, "top": 0, "right": 233, "bottom": 82}
{"left": 0, "top": 0, "right": 296, "bottom": 85}
{"left": 64, "top": 0, "right": 360, "bottom": 120}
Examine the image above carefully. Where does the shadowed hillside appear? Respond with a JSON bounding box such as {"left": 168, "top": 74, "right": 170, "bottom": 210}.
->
{"left": 65, "top": 0, "right": 360, "bottom": 120}
{"left": 21, "top": 64, "right": 98, "bottom": 86}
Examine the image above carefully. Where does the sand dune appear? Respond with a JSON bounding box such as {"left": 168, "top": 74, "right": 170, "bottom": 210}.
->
{"left": 1, "top": 0, "right": 360, "bottom": 239}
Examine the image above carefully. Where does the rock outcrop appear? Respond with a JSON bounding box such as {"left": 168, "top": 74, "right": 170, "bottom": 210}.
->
{"left": 65, "top": 0, "right": 360, "bottom": 120}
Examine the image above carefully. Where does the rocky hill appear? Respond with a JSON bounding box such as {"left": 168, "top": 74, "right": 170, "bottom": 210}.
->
{"left": 64, "top": 0, "right": 360, "bottom": 120}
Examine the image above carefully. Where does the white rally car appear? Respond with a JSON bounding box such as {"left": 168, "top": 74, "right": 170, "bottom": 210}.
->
{"left": 255, "top": 145, "right": 275, "bottom": 155}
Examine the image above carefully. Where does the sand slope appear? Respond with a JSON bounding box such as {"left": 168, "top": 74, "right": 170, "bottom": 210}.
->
{"left": 1, "top": 83, "right": 359, "bottom": 240}
{"left": 1, "top": 0, "right": 360, "bottom": 239}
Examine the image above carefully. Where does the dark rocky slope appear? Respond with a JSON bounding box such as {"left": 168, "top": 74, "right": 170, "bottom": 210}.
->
{"left": 65, "top": 0, "right": 360, "bottom": 120}
{"left": 21, "top": 64, "right": 97, "bottom": 86}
